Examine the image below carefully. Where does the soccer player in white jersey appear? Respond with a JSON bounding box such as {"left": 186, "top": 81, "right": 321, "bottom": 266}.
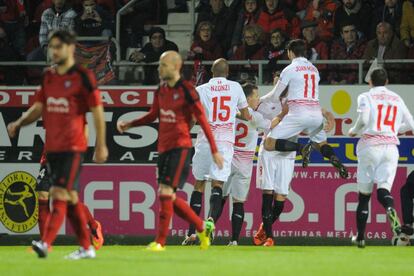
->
{"left": 348, "top": 68, "right": 414, "bottom": 248}
{"left": 216, "top": 83, "right": 281, "bottom": 246}
{"left": 253, "top": 73, "right": 335, "bottom": 247}
{"left": 183, "top": 59, "right": 251, "bottom": 244}
{"left": 262, "top": 39, "right": 348, "bottom": 178}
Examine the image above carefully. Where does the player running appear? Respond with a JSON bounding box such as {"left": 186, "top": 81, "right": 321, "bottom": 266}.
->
{"left": 117, "top": 51, "right": 222, "bottom": 251}
{"left": 348, "top": 68, "right": 414, "bottom": 248}
{"left": 37, "top": 148, "right": 104, "bottom": 250}
{"left": 7, "top": 30, "right": 108, "bottom": 259}
{"left": 261, "top": 39, "right": 348, "bottom": 178}
{"left": 182, "top": 59, "right": 251, "bottom": 245}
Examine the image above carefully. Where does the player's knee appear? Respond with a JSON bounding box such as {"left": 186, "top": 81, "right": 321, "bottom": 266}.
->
{"left": 211, "top": 180, "right": 223, "bottom": 189}
{"left": 274, "top": 194, "right": 287, "bottom": 201}
{"left": 50, "top": 187, "right": 68, "bottom": 201}
{"left": 262, "top": 190, "right": 273, "bottom": 195}
{"left": 67, "top": 191, "right": 79, "bottom": 205}
{"left": 232, "top": 197, "right": 245, "bottom": 204}
{"left": 264, "top": 138, "right": 274, "bottom": 151}
{"left": 194, "top": 181, "right": 206, "bottom": 192}
{"left": 37, "top": 191, "right": 49, "bottom": 200}
{"left": 158, "top": 184, "right": 174, "bottom": 196}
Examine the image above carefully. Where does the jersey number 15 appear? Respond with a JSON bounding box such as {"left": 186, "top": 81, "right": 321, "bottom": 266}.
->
{"left": 212, "top": 96, "right": 231, "bottom": 122}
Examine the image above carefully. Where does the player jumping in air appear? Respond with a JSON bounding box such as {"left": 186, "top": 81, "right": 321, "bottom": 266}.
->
{"left": 7, "top": 30, "right": 108, "bottom": 259}
{"left": 182, "top": 59, "right": 251, "bottom": 245}
{"left": 37, "top": 148, "right": 104, "bottom": 250}
{"left": 349, "top": 68, "right": 414, "bottom": 248}
{"left": 261, "top": 39, "right": 348, "bottom": 178}
{"left": 117, "top": 51, "right": 223, "bottom": 251}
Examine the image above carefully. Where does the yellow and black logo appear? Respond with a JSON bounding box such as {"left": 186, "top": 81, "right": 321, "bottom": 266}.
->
{"left": 0, "top": 171, "right": 38, "bottom": 233}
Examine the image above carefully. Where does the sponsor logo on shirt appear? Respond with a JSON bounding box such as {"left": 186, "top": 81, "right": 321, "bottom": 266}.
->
{"left": 0, "top": 171, "right": 38, "bottom": 233}
{"left": 160, "top": 108, "right": 176, "bottom": 123}
{"left": 46, "top": 97, "right": 69, "bottom": 113}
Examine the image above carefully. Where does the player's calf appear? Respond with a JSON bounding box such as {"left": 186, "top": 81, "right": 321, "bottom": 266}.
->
{"left": 316, "top": 142, "right": 349, "bottom": 179}
{"left": 355, "top": 192, "right": 370, "bottom": 244}
{"left": 377, "top": 188, "right": 402, "bottom": 235}
{"left": 230, "top": 201, "right": 244, "bottom": 244}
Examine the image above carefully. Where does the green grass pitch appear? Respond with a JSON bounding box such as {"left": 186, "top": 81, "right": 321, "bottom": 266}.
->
{"left": 0, "top": 245, "right": 413, "bottom": 275}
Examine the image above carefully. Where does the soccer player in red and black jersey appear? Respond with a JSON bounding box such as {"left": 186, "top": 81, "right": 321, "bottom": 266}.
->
{"left": 37, "top": 135, "right": 104, "bottom": 250}
{"left": 7, "top": 30, "right": 108, "bottom": 259}
{"left": 117, "top": 51, "right": 224, "bottom": 251}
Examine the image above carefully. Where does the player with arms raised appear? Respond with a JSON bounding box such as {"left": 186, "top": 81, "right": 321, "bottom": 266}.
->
{"left": 117, "top": 51, "right": 223, "bottom": 251}
{"left": 7, "top": 30, "right": 108, "bottom": 259}
{"left": 348, "top": 68, "right": 414, "bottom": 248}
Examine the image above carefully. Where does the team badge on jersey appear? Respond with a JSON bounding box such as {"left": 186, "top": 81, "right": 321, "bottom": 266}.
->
{"left": 64, "top": 80, "right": 72, "bottom": 88}
{"left": 0, "top": 171, "right": 38, "bottom": 233}
{"left": 173, "top": 93, "right": 180, "bottom": 100}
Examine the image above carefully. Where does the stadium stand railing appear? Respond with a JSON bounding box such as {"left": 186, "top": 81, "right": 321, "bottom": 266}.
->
{"left": 1, "top": 59, "right": 413, "bottom": 85}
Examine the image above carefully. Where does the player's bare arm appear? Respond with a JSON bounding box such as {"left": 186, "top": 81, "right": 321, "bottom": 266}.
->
{"left": 91, "top": 105, "right": 108, "bottom": 163}
{"left": 7, "top": 102, "right": 43, "bottom": 138}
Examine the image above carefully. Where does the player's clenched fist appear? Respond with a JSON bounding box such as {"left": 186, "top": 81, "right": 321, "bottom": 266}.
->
{"left": 7, "top": 121, "right": 21, "bottom": 138}
{"left": 212, "top": 152, "right": 224, "bottom": 169}
{"left": 117, "top": 120, "right": 131, "bottom": 134}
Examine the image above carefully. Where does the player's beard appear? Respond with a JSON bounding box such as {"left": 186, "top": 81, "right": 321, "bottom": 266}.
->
{"left": 53, "top": 56, "right": 68, "bottom": 66}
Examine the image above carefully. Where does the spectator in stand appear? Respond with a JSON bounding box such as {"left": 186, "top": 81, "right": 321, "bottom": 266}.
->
{"left": 264, "top": 28, "right": 288, "bottom": 83}
{"left": 256, "top": 0, "right": 301, "bottom": 39}
{"left": 301, "top": 20, "right": 329, "bottom": 82}
{"left": 333, "top": 0, "right": 372, "bottom": 39}
{"left": 0, "top": 26, "right": 23, "bottom": 84}
{"left": 97, "top": 0, "right": 118, "bottom": 16}
{"left": 371, "top": 0, "right": 402, "bottom": 39}
{"left": 303, "top": 0, "right": 338, "bottom": 42}
{"left": 401, "top": 0, "right": 414, "bottom": 48}
{"left": 196, "top": 0, "right": 236, "bottom": 56}
{"left": 27, "top": 0, "right": 76, "bottom": 61}
{"left": 128, "top": 27, "right": 178, "bottom": 85}
{"left": 169, "top": 0, "right": 188, "bottom": 13}
{"left": 0, "top": 0, "right": 27, "bottom": 58}
{"left": 121, "top": 0, "right": 159, "bottom": 55}
{"left": 364, "top": 22, "right": 407, "bottom": 83}
{"left": 74, "top": 0, "right": 113, "bottom": 38}
{"left": 188, "top": 21, "right": 222, "bottom": 61}
{"left": 231, "top": 24, "right": 265, "bottom": 81}
{"left": 231, "top": 0, "right": 260, "bottom": 56}
{"left": 328, "top": 22, "right": 366, "bottom": 84}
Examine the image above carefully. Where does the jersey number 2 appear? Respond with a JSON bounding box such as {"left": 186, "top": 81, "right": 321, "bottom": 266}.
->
{"left": 212, "top": 96, "right": 231, "bottom": 122}
{"left": 377, "top": 104, "right": 397, "bottom": 131}
{"left": 235, "top": 123, "right": 248, "bottom": 147}
{"left": 304, "top": 74, "right": 316, "bottom": 99}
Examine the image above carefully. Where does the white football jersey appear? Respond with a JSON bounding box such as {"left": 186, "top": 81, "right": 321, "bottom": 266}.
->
{"left": 357, "top": 86, "right": 413, "bottom": 149}
{"left": 279, "top": 57, "right": 320, "bottom": 110}
{"left": 234, "top": 108, "right": 271, "bottom": 152}
{"left": 256, "top": 98, "right": 296, "bottom": 159}
{"left": 196, "top": 77, "right": 248, "bottom": 144}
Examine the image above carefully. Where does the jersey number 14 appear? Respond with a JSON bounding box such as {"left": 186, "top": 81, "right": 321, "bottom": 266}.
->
{"left": 377, "top": 104, "right": 397, "bottom": 132}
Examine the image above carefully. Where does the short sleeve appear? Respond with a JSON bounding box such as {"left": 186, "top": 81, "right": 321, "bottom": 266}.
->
{"left": 34, "top": 86, "right": 46, "bottom": 104}
{"left": 82, "top": 70, "right": 102, "bottom": 108}
{"left": 34, "top": 72, "right": 48, "bottom": 104}
{"left": 357, "top": 94, "right": 369, "bottom": 113}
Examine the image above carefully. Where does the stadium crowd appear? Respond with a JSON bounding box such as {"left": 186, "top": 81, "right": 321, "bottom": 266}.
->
{"left": 1, "top": 0, "right": 414, "bottom": 84}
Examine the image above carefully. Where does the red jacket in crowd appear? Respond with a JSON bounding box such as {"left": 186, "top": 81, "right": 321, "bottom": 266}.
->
{"left": 304, "top": 0, "right": 338, "bottom": 41}
{"left": 0, "top": 0, "right": 25, "bottom": 22}
{"left": 189, "top": 39, "right": 223, "bottom": 61}
{"left": 256, "top": 8, "right": 300, "bottom": 38}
